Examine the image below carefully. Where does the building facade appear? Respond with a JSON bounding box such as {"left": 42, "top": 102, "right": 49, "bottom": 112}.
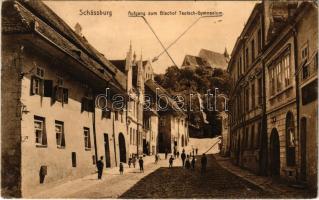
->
{"left": 1, "top": 0, "right": 128, "bottom": 197}
{"left": 228, "top": 3, "right": 265, "bottom": 174}
{"left": 295, "top": 2, "right": 318, "bottom": 189}
{"left": 228, "top": 1, "right": 318, "bottom": 188}
{"left": 145, "top": 80, "right": 188, "bottom": 154}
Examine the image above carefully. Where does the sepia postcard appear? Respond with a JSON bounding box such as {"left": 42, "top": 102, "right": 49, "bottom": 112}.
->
{"left": 1, "top": 0, "right": 318, "bottom": 198}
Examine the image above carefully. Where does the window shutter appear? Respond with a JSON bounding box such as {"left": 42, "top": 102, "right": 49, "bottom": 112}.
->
{"left": 61, "top": 133, "right": 66, "bottom": 147}
{"left": 63, "top": 88, "right": 69, "bottom": 104}
{"left": 81, "top": 97, "right": 86, "bottom": 112}
{"left": 43, "top": 128, "right": 48, "bottom": 145}
{"left": 44, "top": 80, "right": 53, "bottom": 97}
{"left": 30, "top": 76, "right": 36, "bottom": 95}
{"left": 54, "top": 86, "right": 63, "bottom": 102}
{"left": 88, "top": 132, "right": 91, "bottom": 148}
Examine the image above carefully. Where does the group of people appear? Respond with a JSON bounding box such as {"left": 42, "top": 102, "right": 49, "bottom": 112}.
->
{"left": 96, "top": 155, "right": 145, "bottom": 180}
{"left": 96, "top": 148, "right": 208, "bottom": 179}
{"left": 128, "top": 155, "right": 144, "bottom": 173}
{"left": 167, "top": 148, "right": 207, "bottom": 174}
{"left": 164, "top": 147, "right": 199, "bottom": 160}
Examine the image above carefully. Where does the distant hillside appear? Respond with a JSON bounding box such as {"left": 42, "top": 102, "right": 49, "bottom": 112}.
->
{"left": 154, "top": 65, "right": 231, "bottom": 137}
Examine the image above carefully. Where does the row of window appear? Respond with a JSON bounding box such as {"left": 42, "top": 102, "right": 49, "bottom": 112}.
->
{"left": 231, "top": 122, "right": 261, "bottom": 152}
{"left": 34, "top": 115, "right": 91, "bottom": 150}
{"left": 129, "top": 127, "right": 142, "bottom": 146}
{"left": 230, "top": 76, "right": 262, "bottom": 123}
{"left": 269, "top": 53, "right": 291, "bottom": 96}
{"left": 301, "top": 45, "right": 318, "bottom": 81}
{"left": 234, "top": 28, "right": 262, "bottom": 83}
{"left": 243, "top": 123, "right": 261, "bottom": 150}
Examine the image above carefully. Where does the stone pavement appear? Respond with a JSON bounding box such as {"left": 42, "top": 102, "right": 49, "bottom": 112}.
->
{"left": 121, "top": 154, "right": 273, "bottom": 198}
{"left": 214, "top": 154, "right": 317, "bottom": 198}
{"left": 27, "top": 154, "right": 160, "bottom": 198}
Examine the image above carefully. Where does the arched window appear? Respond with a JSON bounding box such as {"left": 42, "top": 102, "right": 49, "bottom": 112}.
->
{"left": 286, "top": 111, "right": 295, "bottom": 166}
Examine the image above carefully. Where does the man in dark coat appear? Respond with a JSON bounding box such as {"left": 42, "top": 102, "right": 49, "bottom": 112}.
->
{"left": 97, "top": 156, "right": 104, "bottom": 179}
{"left": 139, "top": 157, "right": 144, "bottom": 173}
{"left": 181, "top": 151, "right": 186, "bottom": 167}
{"left": 201, "top": 153, "right": 207, "bottom": 175}
{"left": 191, "top": 156, "right": 196, "bottom": 170}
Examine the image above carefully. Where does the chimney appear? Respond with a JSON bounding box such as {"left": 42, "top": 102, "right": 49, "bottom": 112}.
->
{"left": 74, "top": 22, "right": 83, "bottom": 36}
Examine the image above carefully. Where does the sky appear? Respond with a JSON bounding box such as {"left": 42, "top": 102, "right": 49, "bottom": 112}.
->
{"left": 44, "top": 1, "right": 257, "bottom": 74}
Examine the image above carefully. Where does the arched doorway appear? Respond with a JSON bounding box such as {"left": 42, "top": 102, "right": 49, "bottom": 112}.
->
{"left": 118, "top": 133, "right": 126, "bottom": 163}
{"left": 286, "top": 112, "right": 296, "bottom": 166}
{"left": 300, "top": 117, "right": 307, "bottom": 181}
{"left": 270, "top": 128, "right": 280, "bottom": 176}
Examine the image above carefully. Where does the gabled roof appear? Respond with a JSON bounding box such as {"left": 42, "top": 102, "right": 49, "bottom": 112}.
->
{"left": 198, "top": 49, "right": 228, "bottom": 69}
{"left": 182, "top": 49, "right": 228, "bottom": 70}
{"left": 2, "top": 0, "right": 126, "bottom": 90}
{"left": 182, "top": 55, "right": 207, "bottom": 67}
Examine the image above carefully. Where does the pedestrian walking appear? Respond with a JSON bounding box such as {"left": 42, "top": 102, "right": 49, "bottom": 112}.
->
{"left": 195, "top": 148, "right": 198, "bottom": 155}
{"left": 201, "top": 153, "right": 207, "bottom": 175}
{"left": 181, "top": 151, "right": 186, "bottom": 167}
{"left": 132, "top": 156, "right": 136, "bottom": 168}
{"left": 155, "top": 154, "right": 158, "bottom": 164}
{"left": 119, "top": 162, "right": 124, "bottom": 174}
{"left": 169, "top": 155, "right": 174, "bottom": 168}
{"left": 139, "top": 157, "right": 144, "bottom": 173}
{"left": 191, "top": 156, "right": 196, "bottom": 170}
{"left": 185, "top": 156, "right": 191, "bottom": 169}
{"left": 97, "top": 156, "right": 104, "bottom": 179}
{"left": 177, "top": 151, "right": 180, "bottom": 159}
{"left": 128, "top": 157, "right": 132, "bottom": 168}
{"left": 192, "top": 149, "right": 195, "bottom": 156}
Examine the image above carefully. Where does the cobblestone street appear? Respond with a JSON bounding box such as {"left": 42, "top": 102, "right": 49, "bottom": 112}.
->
{"left": 28, "top": 138, "right": 312, "bottom": 198}
{"left": 121, "top": 155, "right": 272, "bottom": 198}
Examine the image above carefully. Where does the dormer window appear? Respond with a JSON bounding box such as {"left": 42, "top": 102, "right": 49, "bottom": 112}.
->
{"left": 54, "top": 77, "right": 68, "bottom": 104}
{"left": 81, "top": 88, "right": 94, "bottom": 112}
{"left": 31, "top": 67, "right": 45, "bottom": 95}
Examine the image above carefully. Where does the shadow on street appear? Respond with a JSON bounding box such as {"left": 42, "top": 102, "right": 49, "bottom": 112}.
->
{"left": 120, "top": 154, "right": 273, "bottom": 198}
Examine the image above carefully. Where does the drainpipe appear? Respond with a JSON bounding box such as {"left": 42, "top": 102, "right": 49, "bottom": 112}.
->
{"left": 92, "top": 93, "right": 99, "bottom": 165}
{"left": 113, "top": 108, "right": 118, "bottom": 167}
{"left": 136, "top": 91, "right": 140, "bottom": 156}
{"left": 292, "top": 25, "right": 300, "bottom": 181}
{"left": 259, "top": 10, "right": 268, "bottom": 176}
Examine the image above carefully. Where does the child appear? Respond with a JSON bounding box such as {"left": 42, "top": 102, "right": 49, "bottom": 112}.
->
{"left": 169, "top": 155, "right": 174, "bottom": 168}
{"left": 119, "top": 162, "right": 124, "bottom": 175}
{"left": 132, "top": 156, "right": 136, "bottom": 168}
{"left": 185, "top": 156, "right": 191, "bottom": 169}
{"left": 128, "top": 157, "right": 132, "bottom": 168}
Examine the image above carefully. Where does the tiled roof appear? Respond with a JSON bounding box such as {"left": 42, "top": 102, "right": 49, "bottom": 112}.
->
{"left": 198, "top": 49, "right": 228, "bottom": 69}
{"left": 182, "top": 49, "right": 228, "bottom": 70}
{"left": 182, "top": 55, "right": 207, "bottom": 67}
{"left": 2, "top": 0, "right": 126, "bottom": 90}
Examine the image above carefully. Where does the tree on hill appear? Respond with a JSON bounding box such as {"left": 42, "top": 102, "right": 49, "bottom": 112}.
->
{"left": 154, "top": 65, "right": 231, "bottom": 137}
